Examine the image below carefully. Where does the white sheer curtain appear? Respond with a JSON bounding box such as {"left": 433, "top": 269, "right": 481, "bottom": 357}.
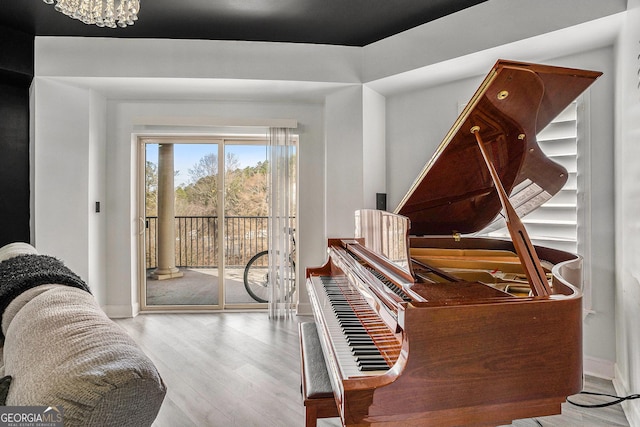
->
{"left": 268, "top": 128, "right": 296, "bottom": 318}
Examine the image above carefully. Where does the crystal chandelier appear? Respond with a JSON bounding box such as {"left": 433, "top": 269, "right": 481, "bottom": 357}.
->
{"left": 42, "top": 0, "right": 140, "bottom": 28}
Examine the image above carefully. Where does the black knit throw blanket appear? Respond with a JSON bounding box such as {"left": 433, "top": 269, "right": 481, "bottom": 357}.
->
{"left": 0, "top": 254, "right": 91, "bottom": 339}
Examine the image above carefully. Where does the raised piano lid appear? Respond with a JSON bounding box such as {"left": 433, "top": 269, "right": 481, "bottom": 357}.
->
{"left": 394, "top": 59, "right": 602, "bottom": 236}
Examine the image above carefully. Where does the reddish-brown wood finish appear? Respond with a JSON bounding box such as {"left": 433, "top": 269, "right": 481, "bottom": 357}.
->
{"left": 395, "top": 60, "right": 602, "bottom": 236}
{"left": 304, "top": 60, "right": 597, "bottom": 426}
{"left": 472, "top": 127, "right": 552, "bottom": 297}
{"left": 307, "top": 238, "right": 582, "bottom": 426}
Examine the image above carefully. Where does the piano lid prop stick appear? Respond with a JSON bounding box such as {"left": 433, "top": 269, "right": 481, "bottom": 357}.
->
{"left": 471, "top": 125, "right": 552, "bottom": 297}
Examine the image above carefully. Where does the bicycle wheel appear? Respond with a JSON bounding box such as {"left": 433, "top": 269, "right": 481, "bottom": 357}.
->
{"left": 244, "top": 251, "right": 270, "bottom": 303}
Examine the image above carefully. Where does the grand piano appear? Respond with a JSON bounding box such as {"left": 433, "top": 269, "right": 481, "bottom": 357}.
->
{"left": 305, "top": 60, "right": 602, "bottom": 426}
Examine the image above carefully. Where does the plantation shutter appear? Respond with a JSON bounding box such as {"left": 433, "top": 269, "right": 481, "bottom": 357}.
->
{"left": 481, "top": 101, "right": 579, "bottom": 254}
{"left": 524, "top": 101, "right": 579, "bottom": 252}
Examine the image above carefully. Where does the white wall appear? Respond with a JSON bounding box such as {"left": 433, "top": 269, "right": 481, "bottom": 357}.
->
{"left": 362, "top": 0, "right": 626, "bottom": 85}
{"left": 31, "top": 79, "right": 109, "bottom": 305}
{"left": 88, "top": 91, "right": 108, "bottom": 305}
{"left": 385, "top": 76, "right": 479, "bottom": 210}
{"left": 362, "top": 87, "right": 387, "bottom": 209}
{"left": 31, "top": 79, "right": 91, "bottom": 286}
{"left": 614, "top": 0, "right": 640, "bottom": 424}
{"left": 324, "top": 85, "right": 386, "bottom": 238}
{"left": 35, "top": 37, "right": 361, "bottom": 84}
{"left": 563, "top": 47, "right": 617, "bottom": 377}
{"left": 324, "top": 86, "right": 365, "bottom": 238}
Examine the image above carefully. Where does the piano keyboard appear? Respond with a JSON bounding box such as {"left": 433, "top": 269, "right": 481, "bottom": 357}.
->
{"left": 308, "top": 274, "right": 401, "bottom": 378}
{"left": 364, "top": 265, "right": 412, "bottom": 302}
{"left": 342, "top": 245, "right": 413, "bottom": 303}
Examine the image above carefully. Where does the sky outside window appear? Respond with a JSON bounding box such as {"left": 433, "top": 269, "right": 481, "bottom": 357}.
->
{"left": 146, "top": 143, "right": 268, "bottom": 187}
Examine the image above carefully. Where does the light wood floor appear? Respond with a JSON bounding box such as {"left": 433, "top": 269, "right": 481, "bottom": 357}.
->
{"left": 116, "top": 312, "right": 629, "bottom": 427}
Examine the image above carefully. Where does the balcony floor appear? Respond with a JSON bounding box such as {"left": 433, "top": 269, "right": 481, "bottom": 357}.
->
{"left": 145, "top": 267, "right": 263, "bottom": 306}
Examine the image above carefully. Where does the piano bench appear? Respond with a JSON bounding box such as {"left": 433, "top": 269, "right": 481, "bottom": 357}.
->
{"left": 299, "top": 322, "right": 340, "bottom": 427}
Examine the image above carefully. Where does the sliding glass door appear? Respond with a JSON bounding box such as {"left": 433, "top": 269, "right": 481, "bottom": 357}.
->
{"left": 139, "top": 137, "right": 273, "bottom": 310}
{"left": 222, "top": 143, "right": 270, "bottom": 305}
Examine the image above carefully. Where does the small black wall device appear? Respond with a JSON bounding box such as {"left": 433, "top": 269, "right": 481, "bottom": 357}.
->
{"left": 376, "top": 193, "right": 387, "bottom": 211}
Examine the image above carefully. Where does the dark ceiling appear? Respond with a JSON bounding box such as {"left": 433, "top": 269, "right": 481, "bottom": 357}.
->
{"left": 1, "top": 0, "right": 487, "bottom": 47}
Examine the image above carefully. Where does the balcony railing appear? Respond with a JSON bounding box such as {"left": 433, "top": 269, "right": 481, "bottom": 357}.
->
{"left": 145, "top": 216, "right": 270, "bottom": 269}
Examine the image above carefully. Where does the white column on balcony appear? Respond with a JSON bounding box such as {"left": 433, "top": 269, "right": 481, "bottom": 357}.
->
{"left": 151, "top": 143, "right": 183, "bottom": 280}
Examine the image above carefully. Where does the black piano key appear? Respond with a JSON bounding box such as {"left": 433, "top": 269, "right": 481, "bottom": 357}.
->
{"left": 346, "top": 333, "right": 374, "bottom": 339}
{"left": 340, "top": 325, "right": 362, "bottom": 330}
{"left": 350, "top": 343, "right": 379, "bottom": 349}
{"left": 356, "top": 355, "right": 382, "bottom": 362}
{"left": 352, "top": 348, "right": 383, "bottom": 356}
{"left": 357, "top": 362, "right": 390, "bottom": 371}
{"left": 346, "top": 334, "right": 370, "bottom": 340}
{"left": 347, "top": 339, "right": 376, "bottom": 346}
{"left": 336, "top": 315, "right": 359, "bottom": 320}
{"left": 357, "top": 357, "right": 388, "bottom": 365}
{"left": 345, "top": 334, "right": 370, "bottom": 339}
{"left": 359, "top": 365, "right": 389, "bottom": 372}
{"left": 346, "top": 335, "right": 374, "bottom": 341}
{"left": 340, "top": 324, "right": 363, "bottom": 329}
{"left": 342, "top": 329, "right": 366, "bottom": 334}
{"left": 344, "top": 334, "right": 370, "bottom": 341}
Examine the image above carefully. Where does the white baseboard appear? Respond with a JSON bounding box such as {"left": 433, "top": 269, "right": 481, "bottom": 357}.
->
{"left": 614, "top": 365, "right": 640, "bottom": 427}
{"left": 104, "top": 303, "right": 139, "bottom": 318}
{"left": 296, "top": 302, "right": 313, "bottom": 316}
{"left": 583, "top": 355, "right": 616, "bottom": 379}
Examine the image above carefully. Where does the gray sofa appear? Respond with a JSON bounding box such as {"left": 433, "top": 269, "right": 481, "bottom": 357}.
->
{"left": 0, "top": 243, "right": 166, "bottom": 427}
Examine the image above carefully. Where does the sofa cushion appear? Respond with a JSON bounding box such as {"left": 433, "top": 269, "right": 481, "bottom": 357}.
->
{"left": 3, "top": 286, "right": 166, "bottom": 427}
{"left": 2, "top": 285, "right": 62, "bottom": 337}
{"left": 0, "top": 242, "right": 38, "bottom": 262}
